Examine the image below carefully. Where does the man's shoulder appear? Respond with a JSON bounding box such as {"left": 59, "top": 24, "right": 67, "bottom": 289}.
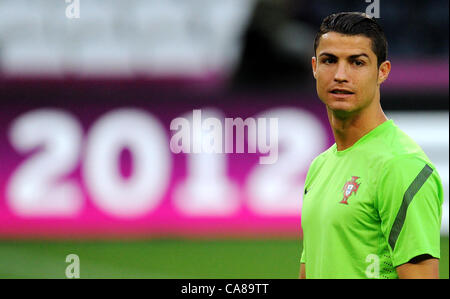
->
{"left": 376, "top": 152, "right": 443, "bottom": 206}
{"left": 373, "top": 124, "right": 441, "bottom": 185}
{"left": 371, "top": 122, "right": 432, "bottom": 165}
{"left": 309, "top": 143, "right": 336, "bottom": 166}
{"left": 304, "top": 144, "right": 336, "bottom": 184}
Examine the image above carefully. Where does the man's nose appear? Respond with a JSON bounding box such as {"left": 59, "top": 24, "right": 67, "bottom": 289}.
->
{"left": 334, "top": 62, "right": 349, "bottom": 83}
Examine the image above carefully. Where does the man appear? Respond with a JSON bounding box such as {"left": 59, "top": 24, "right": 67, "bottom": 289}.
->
{"left": 299, "top": 12, "right": 443, "bottom": 279}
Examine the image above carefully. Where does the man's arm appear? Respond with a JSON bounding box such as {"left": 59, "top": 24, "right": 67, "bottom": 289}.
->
{"left": 376, "top": 158, "right": 443, "bottom": 279}
{"left": 299, "top": 263, "right": 306, "bottom": 279}
{"left": 396, "top": 255, "right": 439, "bottom": 279}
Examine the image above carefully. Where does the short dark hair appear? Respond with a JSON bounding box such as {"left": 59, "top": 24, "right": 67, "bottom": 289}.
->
{"left": 314, "top": 12, "right": 388, "bottom": 68}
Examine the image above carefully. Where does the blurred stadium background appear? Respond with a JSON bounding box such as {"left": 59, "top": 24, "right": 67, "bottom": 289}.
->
{"left": 0, "top": 0, "right": 448, "bottom": 278}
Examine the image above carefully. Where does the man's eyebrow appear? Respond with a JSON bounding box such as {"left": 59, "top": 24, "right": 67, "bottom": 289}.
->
{"left": 318, "top": 53, "right": 370, "bottom": 59}
{"left": 349, "top": 53, "right": 370, "bottom": 60}
{"left": 318, "top": 52, "right": 337, "bottom": 58}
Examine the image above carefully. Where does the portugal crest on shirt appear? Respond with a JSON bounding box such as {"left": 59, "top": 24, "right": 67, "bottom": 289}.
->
{"left": 340, "top": 176, "right": 360, "bottom": 204}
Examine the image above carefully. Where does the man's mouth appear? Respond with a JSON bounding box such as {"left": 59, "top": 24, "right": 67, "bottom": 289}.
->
{"left": 330, "top": 89, "right": 354, "bottom": 94}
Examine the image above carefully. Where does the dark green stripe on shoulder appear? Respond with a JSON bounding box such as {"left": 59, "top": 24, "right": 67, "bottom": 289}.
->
{"left": 388, "top": 164, "right": 434, "bottom": 250}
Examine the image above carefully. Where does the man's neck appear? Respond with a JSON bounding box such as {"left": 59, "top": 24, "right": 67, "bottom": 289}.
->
{"left": 327, "top": 104, "right": 388, "bottom": 151}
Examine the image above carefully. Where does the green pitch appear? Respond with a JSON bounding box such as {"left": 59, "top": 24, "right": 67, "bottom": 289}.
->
{"left": 0, "top": 237, "right": 448, "bottom": 279}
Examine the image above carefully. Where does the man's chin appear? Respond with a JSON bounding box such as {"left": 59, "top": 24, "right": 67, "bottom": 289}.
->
{"left": 326, "top": 104, "right": 357, "bottom": 119}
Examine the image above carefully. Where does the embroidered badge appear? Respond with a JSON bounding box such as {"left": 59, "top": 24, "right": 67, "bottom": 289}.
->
{"left": 340, "top": 176, "right": 360, "bottom": 204}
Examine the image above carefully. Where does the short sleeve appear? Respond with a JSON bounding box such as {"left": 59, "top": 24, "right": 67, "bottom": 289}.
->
{"left": 376, "top": 156, "right": 443, "bottom": 267}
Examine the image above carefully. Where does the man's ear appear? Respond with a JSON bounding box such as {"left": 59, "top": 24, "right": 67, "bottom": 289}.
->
{"left": 377, "top": 60, "right": 391, "bottom": 85}
{"left": 312, "top": 56, "right": 318, "bottom": 79}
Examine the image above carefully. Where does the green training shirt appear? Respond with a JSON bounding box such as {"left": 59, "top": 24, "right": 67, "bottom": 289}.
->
{"left": 300, "top": 119, "right": 443, "bottom": 279}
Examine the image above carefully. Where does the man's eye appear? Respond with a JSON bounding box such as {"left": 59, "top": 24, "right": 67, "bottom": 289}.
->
{"left": 322, "top": 58, "right": 335, "bottom": 64}
{"left": 353, "top": 60, "right": 365, "bottom": 66}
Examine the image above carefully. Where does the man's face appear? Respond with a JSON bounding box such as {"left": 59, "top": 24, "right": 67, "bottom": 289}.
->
{"left": 312, "top": 32, "right": 389, "bottom": 116}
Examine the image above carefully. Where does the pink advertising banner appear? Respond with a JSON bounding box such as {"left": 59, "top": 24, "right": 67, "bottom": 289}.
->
{"left": 0, "top": 80, "right": 333, "bottom": 238}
